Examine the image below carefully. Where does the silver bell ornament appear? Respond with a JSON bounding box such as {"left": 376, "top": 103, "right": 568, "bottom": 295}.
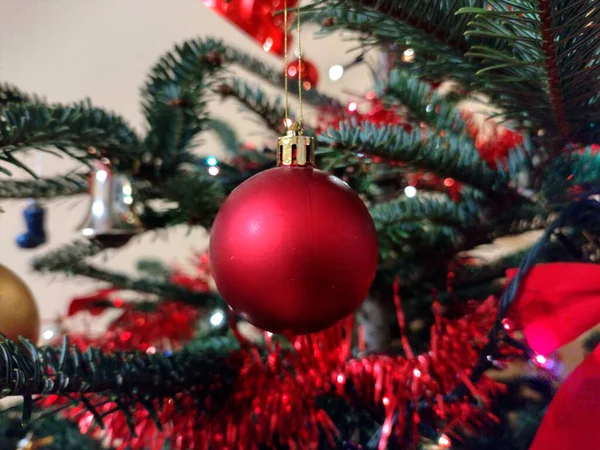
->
{"left": 79, "top": 160, "right": 143, "bottom": 247}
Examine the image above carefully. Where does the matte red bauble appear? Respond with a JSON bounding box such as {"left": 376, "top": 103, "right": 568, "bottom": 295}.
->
{"left": 286, "top": 58, "right": 319, "bottom": 90}
{"left": 210, "top": 128, "right": 378, "bottom": 334}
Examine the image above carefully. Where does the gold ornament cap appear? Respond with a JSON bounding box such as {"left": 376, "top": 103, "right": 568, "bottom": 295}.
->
{"left": 277, "top": 122, "right": 315, "bottom": 167}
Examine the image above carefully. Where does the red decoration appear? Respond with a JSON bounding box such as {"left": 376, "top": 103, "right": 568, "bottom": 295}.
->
{"left": 463, "top": 111, "right": 523, "bottom": 168}
{"left": 203, "top": 0, "right": 295, "bottom": 56}
{"left": 508, "top": 262, "right": 600, "bottom": 355}
{"left": 45, "top": 284, "right": 509, "bottom": 449}
{"left": 60, "top": 300, "right": 200, "bottom": 354}
{"left": 530, "top": 345, "right": 600, "bottom": 450}
{"left": 286, "top": 57, "right": 319, "bottom": 90}
{"left": 209, "top": 166, "right": 379, "bottom": 334}
{"left": 68, "top": 288, "right": 118, "bottom": 316}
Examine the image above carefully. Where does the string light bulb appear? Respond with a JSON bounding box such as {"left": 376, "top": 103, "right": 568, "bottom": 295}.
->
{"left": 96, "top": 170, "right": 108, "bottom": 182}
{"left": 210, "top": 309, "right": 225, "bottom": 327}
{"left": 437, "top": 433, "right": 451, "bottom": 448}
{"left": 329, "top": 64, "right": 344, "bottom": 81}
{"left": 402, "top": 48, "right": 416, "bottom": 63}
{"left": 404, "top": 186, "right": 417, "bottom": 198}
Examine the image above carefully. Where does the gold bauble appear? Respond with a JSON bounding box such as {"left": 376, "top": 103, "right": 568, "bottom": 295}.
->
{"left": 0, "top": 264, "right": 40, "bottom": 342}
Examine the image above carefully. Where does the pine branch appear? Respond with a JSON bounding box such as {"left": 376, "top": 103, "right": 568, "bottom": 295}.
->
{"left": 371, "top": 193, "right": 479, "bottom": 229}
{"left": 143, "top": 175, "right": 226, "bottom": 229}
{"left": 0, "top": 337, "right": 236, "bottom": 399}
{"left": 223, "top": 45, "right": 342, "bottom": 108}
{"left": 310, "top": 0, "right": 486, "bottom": 85}
{"left": 140, "top": 38, "right": 340, "bottom": 174}
{"left": 0, "top": 103, "right": 141, "bottom": 175}
{"left": 31, "top": 240, "right": 105, "bottom": 273}
{"left": 541, "top": 148, "right": 600, "bottom": 206}
{"left": 31, "top": 237, "right": 223, "bottom": 307}
{"left": 378, "top": 70, "right": 465, "bottom": 132}
{"left": 458, "top": 1, "right": 600, "bottom": 147}
{"left": 0, "top": 84, "right": 36, "bottom": 106}
{"left": 206, "top": 118, "right": 241, "bottom": 154}
{"left": 69, "top": 263, "right": 223, "bottom": 308}
{"left": 141, "top": 40, "right": 227, "bottom": 173}
{"left": 320, "top": 121, "right": 509, "bottom": 193}
{"left": 373, "top": 191, "right": 490, "bottom": 265}
{"left": 216, "top": 80, "right": 286, "bottom": 134}
{"left": 0, "top": 173, "right": 88, "bottom": 198}
{"left": 32, "top": 234, "right": 223, "bottom": 307}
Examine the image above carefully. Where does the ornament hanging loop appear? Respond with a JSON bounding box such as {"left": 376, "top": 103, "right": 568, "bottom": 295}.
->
{"left": 277, "top": 121, "right": 315, "bottom": 167}
{"left": 282, "top": 0, "right": 304, "bottom": 129}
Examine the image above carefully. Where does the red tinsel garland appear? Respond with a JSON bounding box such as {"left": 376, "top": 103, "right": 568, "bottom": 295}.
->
{"left": 43, "top": 281, "right": 509, "bottom": 449}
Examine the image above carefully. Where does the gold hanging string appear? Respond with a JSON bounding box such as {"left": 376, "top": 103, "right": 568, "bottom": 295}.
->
{"left": 283, "top": 0, "right": 289, "bottom": 127}
{"left": 276, "top": 1, "right": 314, "bottom": 167}
{"left": 296, "top": 1, "right": 303, "bottom": 128}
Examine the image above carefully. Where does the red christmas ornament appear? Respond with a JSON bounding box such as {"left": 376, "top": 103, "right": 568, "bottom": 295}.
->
{"left": 530, "top": 344, "right": 600, "bottom": 450}
{"left": 286, "top": 58, "right": 319, "bottom": 90}
{"left": 507, "top": 262, "right": 600, "bottom": 355}
{"left": 202, "top": 0, "right": 295, "bottom": 56}
{"left": 210, "top": 126, "right": 378, "bottom": 334}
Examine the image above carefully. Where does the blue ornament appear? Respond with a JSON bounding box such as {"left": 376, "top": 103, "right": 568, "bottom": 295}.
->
{"left": 16, "top": 200, "right": 47, "bottom": 249}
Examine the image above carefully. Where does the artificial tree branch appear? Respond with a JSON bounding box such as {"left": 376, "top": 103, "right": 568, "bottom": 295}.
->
{"left": 0, "top": 103, "right": 141, "bottom": 175}
{"left": 216, "top": 80, "right": 286, "bottom": 134}
{"left": 31, "top": 235, "right": 223, "bottom": 307}
{"left": 378, "top": 70, "right": 464, "bottom": 132}
{"left": 320, "top": 121, "right": 509, "bottom": 193}
{"left": 0, "top": 173, "right": 88, "bottom": 199}
{"left": 0, "top": 84, "right": 36, "bottom": 106}
{"left": 0, "top": 337, "right": 235, "bottom": 398}
{"left": 70, "top": 263, "right": 223, "bottom": 308}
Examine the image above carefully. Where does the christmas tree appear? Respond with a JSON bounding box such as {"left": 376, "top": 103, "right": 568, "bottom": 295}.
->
{"left": 1, "top": 1, "right": 600, "bottom": 448}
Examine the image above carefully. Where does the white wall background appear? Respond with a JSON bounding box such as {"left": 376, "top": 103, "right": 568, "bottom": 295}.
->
{"left": 0, "top": 0, "right": 373, "bottom": 328}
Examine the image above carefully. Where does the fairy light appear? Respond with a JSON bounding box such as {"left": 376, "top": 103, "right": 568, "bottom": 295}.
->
{"left": 42, "top": 328, "right": 55, "bottom": 341}
{"left": 92, "top": 200, "right": 105, "bottom": 217}
{"left": 444, "top": 178, "right": 455, "bottom": 187}
{"left": 382, "top": 422, "right": 392, "bottom": 435}
{"left": 95, "top": 170, "right": 108, "bottom": 182}
{"left": 208, "top": 166, "right": 220, "bottom": 176}
{"left": 404, "top": 186, "right": 417, "bottom": 198}
{"left": 402, "top": 48, "right": 415, "bottom": 63}
{"left": 210, "top": 310, "right": 225, "bottom": 327}
{"left": 263, "top": 37, "right": 274, "bottom": 52}
{"left": 206, "top": 156, "right": 218, "bottom": 166}
{"left": 119, "top": 331, "right": 132, "bottom": 342}
{"left": 382, "top": 396, "right": 390, "bottom": 406}
{"left": 534, "top": 354, "right": 548, "bottom": 367}
{"left": 413, "top": 368, "right": 422, "bottom": 378}
{"left": 437, "top": 434, "right": 451, "bottom": 448}
{"left": 347, "top": 101, "right": 358, "bottom": 112}
{"left": 329, "top": 64, "right": 344, "bottom": 81}
{"left": 336, "top": 373, "right": 345, "bottom": 384}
